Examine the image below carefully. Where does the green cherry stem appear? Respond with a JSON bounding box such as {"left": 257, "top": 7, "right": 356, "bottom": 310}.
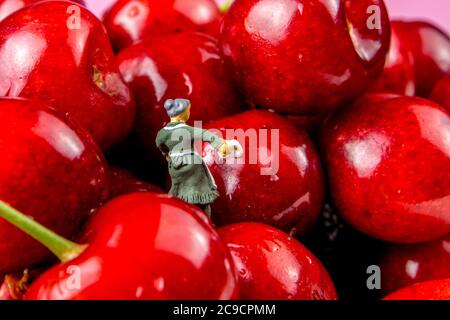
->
{"left": 219, "top": 0, "right": 234, "bottom": 13}
{"left": 0, "top": 201, "right": 87, "bottom": 263}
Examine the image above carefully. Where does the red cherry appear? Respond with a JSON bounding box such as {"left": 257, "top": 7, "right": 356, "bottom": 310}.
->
{"left": 0, "top": 0, "right": 85, "bottom": 21}
{"left": 0, "top": 193, "right": 239, "bottom": 300}
{"left": 117, "top": 31, "right": 243, "bottom": 180}
{"left": 0, "top": 98, "right": 108, "bottom": 274}
{"left": 220, "top": 0, "right": 390, "bottom": 115}
{"left": 383, "top": 279, "right": 450, "bottom": 300}
{"left": 395, "top": 21, "right": 450, "bottom": 97}
{"left": 0, "top": 1, "right": 135, "bottom": 150}
{"left": 108, "top": 167, "right": 163, "bottom": 200}
{"left": 321, "top": 94, "right": 450, "bottom": 243}
{"left": 380, "top": 234, "right": 450, "bottom": 294}
{"left": 371, "top": 21, "right": 416, "bottom": 96}
{"left": 204, "top": 110, "right": 324, "bottom": 234}
{"left": 286, "top": 114, "right": 328, "bottom": 137}
{"left": 218, "top": 222, "right": 337, "bottom": 300}
{"left": 104, "top": 0, "right": 221, "bottom": 51}
{"left": 431, "top": 74, "right": 450, "bottom": 113}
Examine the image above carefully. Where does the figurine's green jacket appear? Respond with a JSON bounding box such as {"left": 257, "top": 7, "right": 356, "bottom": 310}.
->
{"left": 156, "top": 121, "right": 222, "bottom": 205}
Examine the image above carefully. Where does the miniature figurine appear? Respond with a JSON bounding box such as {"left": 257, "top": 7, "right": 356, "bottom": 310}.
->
{"left": 156, "top": 98, "right": 242, "bottom": 216}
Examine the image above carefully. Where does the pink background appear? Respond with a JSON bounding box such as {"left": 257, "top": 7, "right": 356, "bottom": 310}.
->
{"left": 86, "top": 0, "right": 450, "bottom": 34}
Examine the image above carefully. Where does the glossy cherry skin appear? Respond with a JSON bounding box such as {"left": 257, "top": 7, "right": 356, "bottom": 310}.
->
{"left": 104, "top": 0, "right": 221, "bottom": 51}
{"left": 0, "top": 0, "right": 85, "bottom": 21}
{"left": 321, "top": 94, "right": 450, "bottom": 243}
{"left": 395, "top": 21, "right": 450, "bottom": 97}
{"left": 25, "top": 193, "right": 239, "bottom": 300}
{"left": 203, "top": 110, "right": 324, "bottom": 234}
{"left": 0, "top": 1, "right": 135, "bottom": 150}
{"left": 108, "top": 166, "right": 163, "bottom": 199}
{"left": 117, "top": 31, "right": 243, "bottom": 179}
{"left": 220, "top": 0, "right": 390, "bottom": 115}
{"left": 0, "top": 98, "right": 108, "bottom": 274}
{"left": 383, "top": 279, "right": 450, "bottom": 300}
{"left": 371, "top": 21, "right": 416, "bottom": 96}
{"left": 379, "top": 234, "right": 450, "bottom": 294}
{"left": 218, "top": 222, "right": 337, "bottom": 300}
{"left": 431, "top": 74, "right": 450, "bottom": 113}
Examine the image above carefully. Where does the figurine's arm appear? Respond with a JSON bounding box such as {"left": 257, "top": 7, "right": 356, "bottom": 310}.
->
{"left": 187, "top": 126, "right": 240, "bottom": 157}
{"left": 159, "top": 146, "right": 170, "bottom": 162}
{"left": 194, "top": 128, "right": 243, "bottom": 158}
{"left": 189, "top": 127, "right": 224, "bottom": 149}
{"left": 155, "top": 130, "right": 170, "bottom": 161}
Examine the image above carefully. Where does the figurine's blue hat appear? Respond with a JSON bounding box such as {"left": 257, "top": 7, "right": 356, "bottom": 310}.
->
{"left": 164, "top": 98, "right": 191, "bottom": 117}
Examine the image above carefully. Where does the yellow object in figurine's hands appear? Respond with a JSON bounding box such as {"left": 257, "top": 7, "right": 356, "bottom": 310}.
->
{"left": 218, "top": 140, "right": 244, "bottom": 158}
{"left": 218, "top": 141, "right": 229, "bottom": 158}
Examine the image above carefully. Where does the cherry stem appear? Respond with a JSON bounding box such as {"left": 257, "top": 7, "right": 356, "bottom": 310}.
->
{"left": 0, "top": 201, "right": 87, "bottom": 263}
{"left": 219, "top": 0, "right": 233, "bottom": 13}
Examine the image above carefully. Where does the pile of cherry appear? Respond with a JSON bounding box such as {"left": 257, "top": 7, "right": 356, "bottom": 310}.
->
{"left": 0, "top": 0, "right": 449, "bottom": 301}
